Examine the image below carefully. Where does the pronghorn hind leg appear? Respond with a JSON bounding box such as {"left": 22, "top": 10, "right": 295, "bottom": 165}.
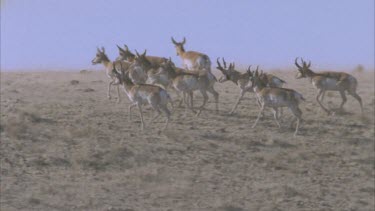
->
{"left": 271, "top": 107, "right": 281, "bottom": 128}
{"left": 339, "top": 90, "right": 347, "bottom": 110}
{"left": 159, "top": 105, "right": 171, "bottom": 130}
{"left": 348, "top": 91, "right": 363, "bottom": 115}
{"left": 290, "top": 105, "right": 302, "bottom": 136}
{"left": 207, "top": 87, "right": 219, "bottom": 113}
{"left": 196, "top": 90, "right": 208, "bottom": 116}
{"left": 128, "top": 103, "right": 137, "bottom": 121}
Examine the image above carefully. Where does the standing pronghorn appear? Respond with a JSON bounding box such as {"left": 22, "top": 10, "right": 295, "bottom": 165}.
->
{"left": 294, "top": 58, "right": 363, "bottom": 115}
{"left": 216, "top": 58, "right": 286, "bottom": 114}
{"left": 91, "top": 47, "right": 132, "bottom": 103}
{"left": 112, "top": 68, "right": 172, "bottom": 130}
{"left": 250, "top": 69, "right": 305, "bottom": 136}
{"left": 171, "top": 37, "right": 219, "bottom": 109}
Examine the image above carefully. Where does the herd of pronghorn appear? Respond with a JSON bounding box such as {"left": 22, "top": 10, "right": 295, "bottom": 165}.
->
{"left": 91, "top": 37, "right": 364, "bottom": 136}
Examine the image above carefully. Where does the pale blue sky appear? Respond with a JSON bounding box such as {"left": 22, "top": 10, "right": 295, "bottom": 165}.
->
{"left": 1, "top": 0, "right": 374, "bottom": 71}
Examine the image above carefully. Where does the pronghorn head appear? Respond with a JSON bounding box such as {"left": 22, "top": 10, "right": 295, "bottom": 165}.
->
{"left": 248, "top": 66, "right": 263, "bottom": 89}
{"left": 216, "top": 57, "right": 239, "bottom": 84}
{"left": 92, "top": 47, "right": 109, "bottom": 65}
{"left": 134, "top": 49, "right": 152, "bottom": 68}
{"left": 160, "top": 57, "right": 176, "bottom": 72}
{"left": 295, "top": 57, "right": 312, "bottom": 79}
{"left": 116, "top": 44, "right": 136, "bottom": 62}
{"left": 171, "top": 37, "right": 186, "bottom": 56}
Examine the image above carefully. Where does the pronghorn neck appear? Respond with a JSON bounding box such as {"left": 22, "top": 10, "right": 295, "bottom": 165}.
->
{"left": 177, "top": 46, "right": 186, "bottom": 57}
{"left": 101, "top": 59, "right": 112, "bottom": 70}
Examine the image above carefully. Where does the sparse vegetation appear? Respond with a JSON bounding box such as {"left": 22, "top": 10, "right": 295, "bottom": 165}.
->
{"left": 0, "top": 70, "right": 374, "bottom": 210}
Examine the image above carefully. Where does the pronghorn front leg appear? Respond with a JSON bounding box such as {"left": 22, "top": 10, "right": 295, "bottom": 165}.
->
{"left": 137, "top": 103, "right": 145, "bottom": 130}
{"left": 252, "top": 104, "right": 265, "bottom": 128}
{"left": 229, "top": 89, "right": 245, "bottom": 114}
{"left": 108, "top": 80, "right": 114, "bottom": 99}
{"left": 116, "top": 83, "right": 121, "bottom": 103}
{"left": 316, "top": 89, "right": 330, "bottom": 115}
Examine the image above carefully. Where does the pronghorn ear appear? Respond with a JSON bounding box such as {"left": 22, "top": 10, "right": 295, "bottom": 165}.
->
{"left": 97, "top": 47, "right": 101, "bottom": 52}
{"left": 135, "top": 50, "right": 140, "bottom": 57}
{"left": 307, "top": 61, "right": 311, "bottom": 68}
{"left": 171, "top": 37, "right": 177, "bottom": 45}
{"left": 124, "top": 44, "right": 129, "bottom": 51}
{"left": 116, "top": 45, "right": 123, "bottom": 52}
{"left": 142, "top": 49, "right": 147, "bottom": 57}
{"left": 182, "top": 37, "right": 186, "bottom": 44}
{"left": 101, "top": 47, "right": 105, "bottom": 53}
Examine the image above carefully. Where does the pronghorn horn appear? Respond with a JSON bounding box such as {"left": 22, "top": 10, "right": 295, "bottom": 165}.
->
{"left": 142, "top": 49, "right": 147, "bottom": 57}
{"left": 307, "top": 60, "right": 311, "bottom": 68}
{"left": 171, "top": 37, "right": 178, "bottom": 45}
{"left": 116, "top": 45, "right": 123, "bottom": 51}
{"left": 222, "top": 58, "right": 227, "bottom": 69}
{"left": 216, "top": 57, "right": 223, "bottom": 69}
{"left": 182, "top": 37, "right": 186, "bottom": 44}
{"left": 135, "top": 49, "right": 140, "bottom": 57}
{"left": 295, "top": 57, "right": 302, "bottom": 68}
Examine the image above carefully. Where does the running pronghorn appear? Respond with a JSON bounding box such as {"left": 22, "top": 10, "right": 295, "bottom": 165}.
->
{"left": 250, "top": 69, "right": 305, "bottom": 136}
{"left": 158, "top": 58, "right": 219, "bottom": 116}
{"left": 116, "top": 44, "right": 169, "bottom": 66}
{"left": 216, "top": 58, "right": 286, "bottom": 114}
{"left": 91, "top": 47, "right": 131, "bottom": 103}
{"left": 112, "top": 68, "right": 172, "bottom": 130}
{"left": 127, "top": 50, "right": 160, "bottom": 84}
{"left": 294, "top": 58, "right": 363, "bottom": 115}
{"left": 171, "top": 37, "right": 218, "bottom": 108}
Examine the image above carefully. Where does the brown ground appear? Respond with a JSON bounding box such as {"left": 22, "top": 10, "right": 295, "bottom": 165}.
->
{"left": 1, "top": 70, "right": 374, "bottom": 211}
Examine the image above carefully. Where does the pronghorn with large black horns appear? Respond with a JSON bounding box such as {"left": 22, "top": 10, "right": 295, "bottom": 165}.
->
{"left": 216, "top": 57, "right": 254, "bottom": 114}
{"left": 295, "top": 57, "right": 363, "bottom": 115}
{"left": 113, "top": 68, "right": 173, "bottom": 130}
{"left": 116, "top": 44, "right": 169, "bottom": 66}
{"left": 250, "top": 69, "right": 305, "bottom": 136}
{"left": 91, "top": 47, "right": 132, "bottom": 103}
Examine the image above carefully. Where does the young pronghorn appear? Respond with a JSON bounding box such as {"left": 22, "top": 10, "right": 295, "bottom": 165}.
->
{"left": 112, "top": 68, "right": 172, "bottom": 130}
{"left": 295, "top": 58, "right": 363, "bottom": 115}
{"left": 158, "top": 58, "right": 219, "bottom": 116}
{"left": 250, "top": 69, "right": 305, "bottom": 136}
{"left": 91, "top": 47, "right": 132, "bottom": 102}
{"left": 116, "top": 44, "right": 169, "bottom": 66}
{"left": 216, "top": 58, "right": 286, "bottom": 114}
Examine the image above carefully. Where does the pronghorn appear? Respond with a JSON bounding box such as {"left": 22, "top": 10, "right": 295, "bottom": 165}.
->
{"left": 158, "top": 58, "right": 219, "bottom": 116}
{"left": 250, "top": 69, "right": 305, "bottom": 136}
{"left": 112, "top": 68, "right": 172, "bottom": 130}
{"left": 295, "top": 58, "right": 363, "bottom": 115}
{"left": 116, "top": 44, "right": 169, "bottom": 66}
{"left": 216, "top": 58, "right": 286, "bottom": 114}
{"left": 91, "top": 47, "right": 132, "bottom": 102}
{"left": 171, "top": 37, "right": 217, "bottom": 84}
{"left": 127, "top": 50, "right": 160, "bottom": 84}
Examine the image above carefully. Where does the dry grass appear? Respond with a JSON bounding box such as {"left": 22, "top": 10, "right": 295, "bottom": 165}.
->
{"left": 0, "top": 70, "right": 374, "bottom": 211}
